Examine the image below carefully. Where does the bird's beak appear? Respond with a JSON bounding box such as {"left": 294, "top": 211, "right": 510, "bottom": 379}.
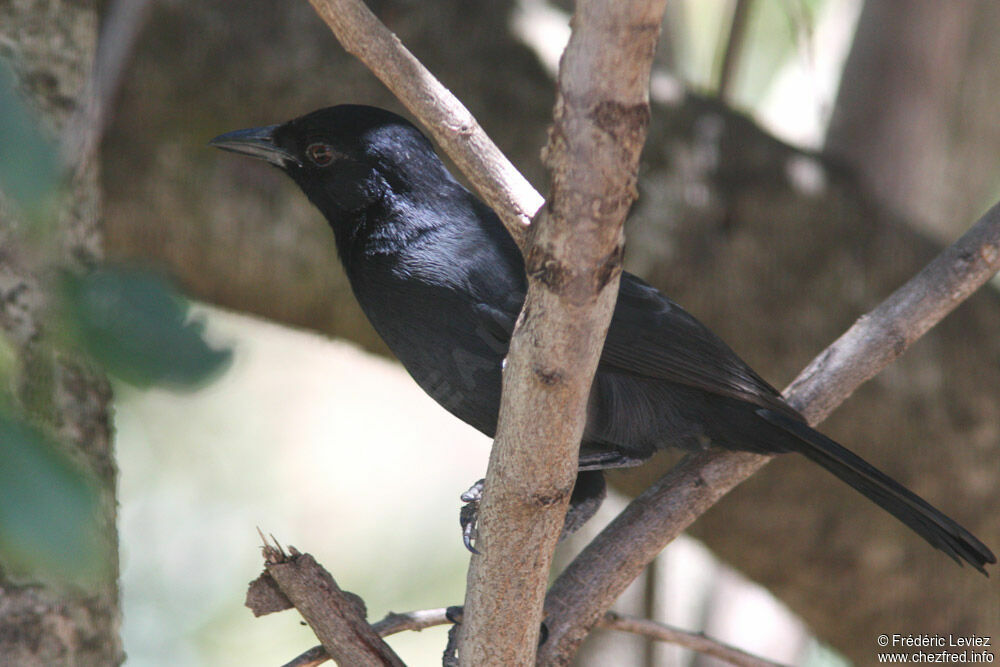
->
{"left": 208, "top": 124, "right": 302, "bottom": 167}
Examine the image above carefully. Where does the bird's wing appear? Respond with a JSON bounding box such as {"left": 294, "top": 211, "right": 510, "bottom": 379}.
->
{"left": 600, "top": 273, "right": 799, "bottom": 417}
{"left": 465, "top": 263, "right": 797, "bottom": 419}
{"left": 470, "top": 300, "right": 516, "bottom": 354}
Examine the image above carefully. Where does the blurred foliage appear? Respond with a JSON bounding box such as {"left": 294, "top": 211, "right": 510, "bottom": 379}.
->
{"left": 0, "top": 61, "right": 60, "bottom": 222}
{"left": 56, "top": 266, "right": 232, "bottom": 389}
{"left": 0, "top": 409, "right": 105, "bottom": 584}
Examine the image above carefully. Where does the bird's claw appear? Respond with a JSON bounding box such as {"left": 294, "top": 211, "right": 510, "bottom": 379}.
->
{"left": 445, "top": 605, "right": 464, "bottom": 624}
{"left": 442, "top": 606, "right": 465, "bottom": 666}
{"left": 459, "top": 479, "right": 485, "bottom": 554}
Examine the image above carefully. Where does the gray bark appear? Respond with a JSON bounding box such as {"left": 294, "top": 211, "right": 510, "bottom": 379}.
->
{"left": 0, "top": 1, "right": 120, "bottom": 664}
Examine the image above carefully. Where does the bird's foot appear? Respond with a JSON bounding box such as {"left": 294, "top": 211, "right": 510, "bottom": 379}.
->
{"left": 441, "top": 604, "right": 548, "bottom": 656}
{"left": 442, "top": 606, "right": 464, "bottom": 666}
{"left": 457, "top": 471, "right": 607, "bottom": 551}
{"left": 459, "top": 479, "right": 485, "bottom": 554}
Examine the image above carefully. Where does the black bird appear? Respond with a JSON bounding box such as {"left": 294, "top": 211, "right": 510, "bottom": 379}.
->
{"left": 211, "top": 105, "right": 995, "bottom": 573}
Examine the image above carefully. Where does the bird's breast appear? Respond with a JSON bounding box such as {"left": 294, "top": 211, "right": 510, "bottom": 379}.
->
{"left": 351, "top": 272, "right": 507, "bottom": 437}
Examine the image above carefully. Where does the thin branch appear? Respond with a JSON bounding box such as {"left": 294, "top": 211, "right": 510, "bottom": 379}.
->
{"left": 280, "top": 645, "right": 329, "bottom": 667}
{"left": 305, "top": 0, "right": 541, "bottom": 249}
{"left": 598, "top": 611, "right": 789, "bottom": 667}
{"left": 640, "top": 561, "right": 658, "bottom": 667}
{"left": 785, "top": 198, "right": 1000, "bottom": 422}
{"left": 716, "top": 0, "right": 752, "bottom": 100}
{"left": 373, "top": 608, "right": 452, "bottom": 636}
{"left": 457, "top": 1, "right": 666, "bottom": 663}
{"left": 280, "top": 609, "right": 452, "bottom": 667}
{"left": 249, "top": 541, "right": 404, "bottom": 667}
{"left": 539, "top": 199, "right": 1000, "bottom": 663}
{"left": 283, "top": 608, "right": 787, "bottom": 667}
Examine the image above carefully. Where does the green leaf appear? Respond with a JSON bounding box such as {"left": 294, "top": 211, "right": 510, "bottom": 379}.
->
{"left": 0, "top": 410, "right": 105, "bottom": 583}
{"left": 57, "top": 266, "right": 232, "bottom": 389}
{"left": 0, "top": 60, "right": 61, "bottom": 218}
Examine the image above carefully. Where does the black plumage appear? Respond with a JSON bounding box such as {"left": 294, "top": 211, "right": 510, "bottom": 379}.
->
{"left": 211, "top": 105, "right": 994, "bottom": 573}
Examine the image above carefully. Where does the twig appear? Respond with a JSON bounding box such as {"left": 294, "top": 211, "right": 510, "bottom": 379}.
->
{"left": 784, "top": 198, "right": 1000, "bottom": 422}
{"left": 373, "top": 608, "right": 452, "bottom": 636}
{"left": 640, "top": 561, "right": 657, "bottom": 667}
{"left": 280, "top": 645, "right": 329, "bottom": 667}
{"left": 305, "top": 0, "right": 541, "bottom": 249}
{"left": 598, "top": 611, "right": 789, "bottom": 667}
{"left": 716, "top": 0, "right": 752, "bottom": 100}
{"left": 281, "top": 609, "right": 452, "bottom": 667}
{"left": 283, "top": 608, "right": 786, "bottom": 667}
{"left": 538, "top": 199, "right": 1000, "bottom": 663}
{"left": 248, "top": 540, "right": 404, "bottom": 667}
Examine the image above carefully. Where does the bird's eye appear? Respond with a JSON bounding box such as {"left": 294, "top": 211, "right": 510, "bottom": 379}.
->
{"left": 306, "top": 142, "right": 337, "bottom": 166}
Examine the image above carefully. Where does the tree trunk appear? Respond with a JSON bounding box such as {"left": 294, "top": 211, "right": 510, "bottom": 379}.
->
{"left": 0, "top": 1, "right": 120, "bottom": 664}
{"left": 826, "top": 0, "right": 1000, "bottom": 240}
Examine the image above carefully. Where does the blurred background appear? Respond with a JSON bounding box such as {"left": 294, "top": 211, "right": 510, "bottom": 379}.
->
{"left": 2, "top": 0, "right": 999, "bottom": 665}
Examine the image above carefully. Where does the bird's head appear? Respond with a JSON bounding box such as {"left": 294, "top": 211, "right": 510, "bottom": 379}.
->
{"left": 210, "top": 105, "right": 453, "bottom": 219}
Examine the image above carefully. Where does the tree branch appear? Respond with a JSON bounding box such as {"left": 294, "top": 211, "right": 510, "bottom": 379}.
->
{"left": 598, "top": 611, "right": 789, "bottom": 667}
{"left": 372, "top": 607, "right": 453, "bottom": 636}
{"left": 247, "top": 541, "right": 404, "bottom": 667}
{"left": 286, "top": 607, "right": 787, "bottom": 667}
{"left": 715, "top": 0, "right": 751, "bottom": 100}
{"left": 305, "top": 0, "right": 541, "bottom": 249}
{"left": 280, "top": 645, "right": 329, "bottom": 667}
{"left": 279, "top": 610, "right": 453, "bottom": 666}
{"left": 455, "top": 1, "right": 666, "bottom": 664}
{"left": 538, "top": 199, "right": 1000, "bottom": 664}
{"left": 785, "top": 198, "right": 1000, "bottom": 422}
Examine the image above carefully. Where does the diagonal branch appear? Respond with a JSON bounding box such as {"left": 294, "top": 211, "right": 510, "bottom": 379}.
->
{"left": 538, "top": 200, "right": 1000, "bottom": 664}
{"left": 598, "top": 611, "right": 789, "bottom": 667}
{"left": 279, "top": 610, "right": 452, "bottom": 667}
{"left": 784, "top": 199, "right": 1000, "bottom": 423}
{"left": 306, "top": 0, "right": 541, "bottom": 249}
{"left": 247, "top": 539, "right": 405, "bottom": 667}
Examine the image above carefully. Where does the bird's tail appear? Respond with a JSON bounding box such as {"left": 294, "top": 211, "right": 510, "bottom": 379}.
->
{"left": 757, "top": 408, "right": 995, "bottom": 575}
